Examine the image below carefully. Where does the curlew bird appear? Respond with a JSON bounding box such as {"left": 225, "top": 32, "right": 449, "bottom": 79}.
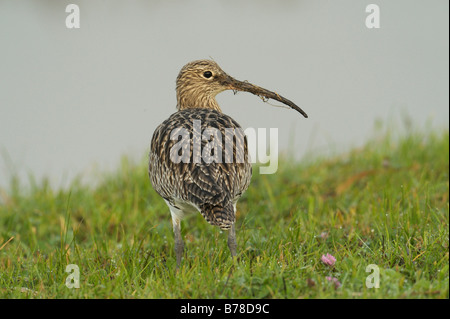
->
{"left": 149, "top": 60, "right": 307, "bottom": 268}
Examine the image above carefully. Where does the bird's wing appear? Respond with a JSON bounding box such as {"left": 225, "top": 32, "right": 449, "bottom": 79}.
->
{"left": 149, "top": 109, "right": 251, "bottom": 210}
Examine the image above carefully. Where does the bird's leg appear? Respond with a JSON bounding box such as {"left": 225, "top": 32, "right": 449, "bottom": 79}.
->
{"left": 227, "top": 223, "right": 237, "bottom": 259}
{"left": 172, "top": 217, "right": 184, "bottom": 269}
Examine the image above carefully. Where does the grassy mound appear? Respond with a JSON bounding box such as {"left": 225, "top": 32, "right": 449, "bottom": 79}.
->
{"left": 0, "top": 129, "right": 448, "bottom": 298}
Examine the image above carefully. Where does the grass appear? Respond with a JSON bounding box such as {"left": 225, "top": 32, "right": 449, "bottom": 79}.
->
{"left": 0, "top": 127, "right": 448, "bottom": 299}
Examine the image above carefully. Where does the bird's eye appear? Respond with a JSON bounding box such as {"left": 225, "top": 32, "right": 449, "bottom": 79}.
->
{"left": 203, "top": 71, "right": 213, "bottom": 78}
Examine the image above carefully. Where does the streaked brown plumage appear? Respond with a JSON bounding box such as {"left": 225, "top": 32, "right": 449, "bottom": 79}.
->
{"left": 149, "top": 60, "right": 307, "bottom": 268}
{"left": 150, "top": 108, "right": 250, "bottom": 229}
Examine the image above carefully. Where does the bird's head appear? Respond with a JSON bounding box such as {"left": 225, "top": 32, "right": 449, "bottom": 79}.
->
{"left": 176, "top": 59, "right": 307, "bottom": 118}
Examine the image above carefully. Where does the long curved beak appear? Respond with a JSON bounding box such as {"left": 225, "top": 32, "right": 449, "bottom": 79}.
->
{"left": 221, "top": 75, "right": 308, "bottom": 118}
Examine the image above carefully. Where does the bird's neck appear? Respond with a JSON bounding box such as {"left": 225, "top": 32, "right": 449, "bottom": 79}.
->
{"left": 176, "top": 88, "right": 222, "bottom": 112}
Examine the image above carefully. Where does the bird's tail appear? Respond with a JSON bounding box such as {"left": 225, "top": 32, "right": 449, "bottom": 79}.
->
{"left": 200, "top": 202, "right": 235, "bottom": 230}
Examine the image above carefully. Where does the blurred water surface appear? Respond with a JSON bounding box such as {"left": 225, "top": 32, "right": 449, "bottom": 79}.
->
{"left": 0, "top": 0, "right": 448, "bottom": 190}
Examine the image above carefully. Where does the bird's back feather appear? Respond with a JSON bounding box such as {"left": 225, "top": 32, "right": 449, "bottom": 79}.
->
{"left": 149, "top": 109, "right": 252, "bottom": 229}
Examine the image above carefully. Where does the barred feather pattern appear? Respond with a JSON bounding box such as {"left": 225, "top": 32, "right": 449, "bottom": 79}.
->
{"left": 149, "top": 108, "right": 252, "bottom": 230}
